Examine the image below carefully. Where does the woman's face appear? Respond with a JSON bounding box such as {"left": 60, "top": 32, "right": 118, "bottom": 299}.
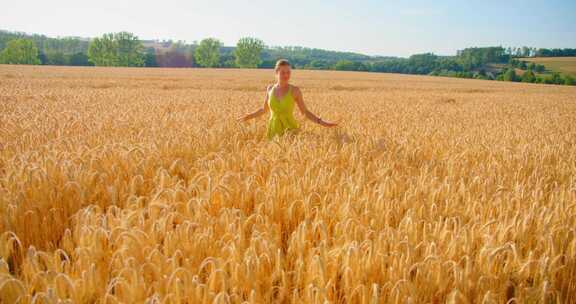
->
{"left": 276, "top": 65, "right": 291, "bottom": 83}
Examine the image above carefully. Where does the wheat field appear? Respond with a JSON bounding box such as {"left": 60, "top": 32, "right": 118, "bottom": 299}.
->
{"left": 0, "top": 65, "right": 575, "bottom": 303}
{"left": 521, "top": 57, "right": 576, "bottom": 77}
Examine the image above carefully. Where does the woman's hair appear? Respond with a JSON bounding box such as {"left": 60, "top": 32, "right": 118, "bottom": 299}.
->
{"left": 274, "top": 59, "right": 291, "bottom": 71}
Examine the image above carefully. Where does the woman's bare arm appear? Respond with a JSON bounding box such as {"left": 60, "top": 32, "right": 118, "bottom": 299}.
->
{"left": 293, "top": 86, "right": 338, "bottom": 127}
{"left": 237, "top": 85, "right": 271, "bottom": 121}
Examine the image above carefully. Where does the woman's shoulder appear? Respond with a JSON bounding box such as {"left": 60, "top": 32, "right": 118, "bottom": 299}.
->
{"left": 289, "top": 84, "right": 302, "bottom": 96}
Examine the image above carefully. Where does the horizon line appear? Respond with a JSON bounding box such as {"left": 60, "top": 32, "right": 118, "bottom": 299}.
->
{"left": 2, "top": 28, "right": 572, "bottom": 60}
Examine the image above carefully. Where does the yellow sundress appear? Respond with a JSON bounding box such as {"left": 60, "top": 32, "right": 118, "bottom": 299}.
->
{"left": 266, "top": 85, "right": 300, "bottom": 140}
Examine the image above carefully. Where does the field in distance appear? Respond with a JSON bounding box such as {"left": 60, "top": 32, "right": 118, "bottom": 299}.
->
{"left": 1, "top": 65, "right": 575, "bottom": 303}
{"left": 521, "top": 56, "right": 576, "bottom": 76}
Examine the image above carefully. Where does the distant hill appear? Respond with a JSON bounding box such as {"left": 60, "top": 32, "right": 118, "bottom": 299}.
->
{"left": 520, "top": 57, "right": 576, "bottom": 76}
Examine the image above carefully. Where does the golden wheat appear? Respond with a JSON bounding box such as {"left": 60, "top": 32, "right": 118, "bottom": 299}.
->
{"left": 0, "top": 65, "right": 575, "bottom": 303}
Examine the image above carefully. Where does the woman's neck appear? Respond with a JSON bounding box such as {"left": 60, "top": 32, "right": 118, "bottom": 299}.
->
{"left": 276, "top": 81, "right": 289, "bottom": 89}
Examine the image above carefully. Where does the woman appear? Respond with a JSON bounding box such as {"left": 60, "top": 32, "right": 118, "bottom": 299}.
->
{"left": 237, "top": 59, "right": 339, "bottom": 140}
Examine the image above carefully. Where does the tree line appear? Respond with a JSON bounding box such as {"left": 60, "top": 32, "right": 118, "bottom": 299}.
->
{"left": 0, "top": 30, "right": 266, "bottom": 68}
{"left": 529, "top": 48, "right": 576, "bottom": 57}
{"left": 501, "top": 46, "right": 576, "bottom": 58}
{"left": 0, "top": 30, "right": 574, "bottom": 86}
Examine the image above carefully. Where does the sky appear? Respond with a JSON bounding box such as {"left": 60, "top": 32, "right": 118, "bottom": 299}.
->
{"left": 2, "top": 0, "right": 575, "bottom": 57}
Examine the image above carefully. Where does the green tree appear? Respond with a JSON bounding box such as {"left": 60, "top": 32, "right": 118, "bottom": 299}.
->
{"left": 334, "top": 60, "right": 359, "bottom": 71}
{"left": 502, "top": 69, "right": 518, "bottom": 82}
{"left": 44, "top": 52, "right": 68, "bottom": 65}
{"left": 0, "top": 38, "right": 41, "bottom": 65}
{"left": 306, "top": 60, "right": 330, "bottom": 70}
{"left": 550, "top": 73, "right": 563, "bottom": 85}
{"left": 69, "top": 52, "right": 92, "bottom": 66}
{"left": 88, "top": 32, "right": 144, "bottom": 66}
{"left": 144, "top": 48, "right": 158, "bottom": 67}
{"left": 88, "top": 33, "right": 118, "bottom": 66}
{"left": 194, "top": 38, "right": 222, "bottom": 67}
{"left": 521, "top": 70, "right": 536, "bottom": 83}
{"left": 519, "top": 61, "right": 528, "bottom": 70}
{"left": 521, "top": 46, "right": 531, "bottom": 57}
{"left": 234, "top": 37, "right": 264, "bottom": 68}
{"left": 114, "top": 31, "right": 144, "bottom": 66}
{"left": 562, "top": 75, "right": 574, "bottom": 86}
